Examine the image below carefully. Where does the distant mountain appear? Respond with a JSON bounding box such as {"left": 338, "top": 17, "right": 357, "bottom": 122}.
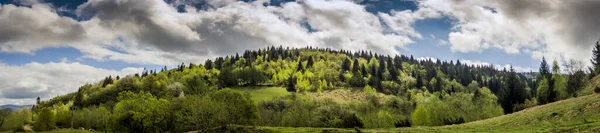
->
{"left": 0, "top": 104, "right": 32, "bottom": 111}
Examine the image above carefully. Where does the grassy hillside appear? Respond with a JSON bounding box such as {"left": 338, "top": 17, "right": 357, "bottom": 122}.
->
{"left": 578, "top": 76, "right": 600, "bottom": 96}
{"left": 220, "top": 93, "right": 600, "bottom": 133}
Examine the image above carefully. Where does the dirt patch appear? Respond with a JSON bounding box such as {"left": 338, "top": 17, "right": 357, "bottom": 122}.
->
{"left": 305, "top": 89, "right": 390, "bottom": 104}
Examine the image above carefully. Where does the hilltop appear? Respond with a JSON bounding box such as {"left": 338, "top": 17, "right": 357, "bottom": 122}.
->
{"left": 0, "top": 105, "right": 31, "bottom": 111}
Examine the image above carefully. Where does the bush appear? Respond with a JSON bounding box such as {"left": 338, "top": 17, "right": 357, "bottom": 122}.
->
{"left": 595, "top": 86, "right": 600, "bottom": 93}
{"left": 0, "top": 108, "right": 32, "bottom": 131}
{"left": 315, "top": 105, "right": 363, "bottom": 128}
{"left": 174, "top": 89, "right": 258, "bottom": 132}
{"left": 112, "top": 91, "right": 171, "bottom": 132}
{"left": 34, "top": 107, "right": 55, "bottom": 131}
{"left": 394, "top": 119, "right": 411, "bottom": 127}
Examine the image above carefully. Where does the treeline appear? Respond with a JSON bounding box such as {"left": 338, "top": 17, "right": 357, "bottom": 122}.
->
{"left": 1, "top": 41, "right": 598, "bottom": 132}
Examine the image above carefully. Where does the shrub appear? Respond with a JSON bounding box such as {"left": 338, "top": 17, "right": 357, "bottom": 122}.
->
{"left": 34, "top": 107, "right": 55, "bottom": 131}
{"left": 315, "top": 105, "right": 363, "bottom": 128}
{"left": 595, "top": 86, "right": 600, "bottom": 93}
{"left": 394, "top": 119, "right": 411, "bottom": 127}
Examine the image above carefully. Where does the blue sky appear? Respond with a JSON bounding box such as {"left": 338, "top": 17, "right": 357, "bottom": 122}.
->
{"left": 1, "top": 0, "right": 599, "bottom": 105}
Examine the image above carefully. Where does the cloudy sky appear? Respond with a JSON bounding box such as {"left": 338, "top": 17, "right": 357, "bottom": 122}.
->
{"left": 0, "top": 0, "right": 599, "bottom": 105}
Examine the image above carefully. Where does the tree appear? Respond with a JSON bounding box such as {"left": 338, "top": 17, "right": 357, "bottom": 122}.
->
{"left": 590, "top": 40, "right": 600, "bottom": 77}
{"left": 565, "top": 59, "right": 586, "bottom": 97}
{"left": 352, "top": 58, "right": 360, "bottom": 73}
{"left": 537, "top": 78, "right": 551, "bottom": 104}
{"left": 218, "top": 67, "right": 237, "bottom": 87}
{"left": 34, "top": 107, "right": 55, "bottom": 131}
{"left": 112, "top": 91, "right": 171, "bottom": 133}
{"left": 0, "top": 108, "right": 9, "bottom": 128}
{"left": 539, "top": 57, "right": 551, "bottom": 78}
{"left": 342, "top": 58, "right": 351, "bottom": 72}
{"left": 349, "top": 72, "right": 365, "bottom": 87}
{"left": 297, "top": 61, "right": 304, "bottom": 72}
{"left": 536, "top": 58, "right": 555, "bottom": 104}
{"left": 500, "top": 67, "right": 527, "bottom": 113}
{"left": 206, "top": 89, "right": 258, "bottom": 126}
{"left": 286, "top": 75, "right": 297, "bottom": 92}
{"left": 567, "top": 71, "right": 586, "bottom": 96}
{"left": 552, "top": 60, "right": 560, "bottom": 74}
{"left": 306, "top": 56, "right": 314, "bottom": 68}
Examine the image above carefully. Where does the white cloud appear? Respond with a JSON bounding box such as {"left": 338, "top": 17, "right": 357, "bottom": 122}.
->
{"left": 415, "top": 0, "right": 600, "bottom": 66}
{"left": 460, "top": 59, "right": 534, "bottom": 72}
{"left": 437, "top": 40, "right": 449, "bottom": 45}
{"left": 0, "top": 61, "right": 142, "bottom": 105}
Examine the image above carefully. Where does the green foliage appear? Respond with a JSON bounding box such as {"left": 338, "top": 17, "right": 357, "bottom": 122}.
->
{"left": 34, "top": 107, "right": 55, "bottom": 131}
{"left": 412, "top": 96, "right": 443, "bottom": 126}
{"left": 0, "top": 108, "right": 32, "bottom": 131}
{"left": 537, "top": 78, "right": 551, "bottom": 104}
{"left": 567, "top": 70, "right": 586, "bottom": 97}
{"left": 53, "top": 102, "right": 71, "bottom": 128}
{"left": 590, "top": 41, "right": 600, "bottom": 76}
{"left": 72, "top": 106, "right": 110, "bottom": 131}
{"left": 207, "top": 88, "right": 259, "bottom": 126}
{"left": 0, "top": 108, "right": 9, "bottom": 130}
{"left": 349, "top": 73, "right": 366, "bottom": 87}
{"left": 295, "top": 77, "right": 312, "bottom": 93}
{"left": 363, "top": 85, "right": 377, "bottom": 96}
{"left": 314, "top": 105, "right": 363, "bottom": 128}
{"left": 112, "top": 91, "right": 171, "bottom": 132}
{"left": 553, "top": 74, "right": 569, "bottom": 100}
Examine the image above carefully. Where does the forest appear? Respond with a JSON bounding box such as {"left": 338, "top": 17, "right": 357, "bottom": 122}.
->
{"left": 0, "top": 42, "right": 597, "bottom": 132}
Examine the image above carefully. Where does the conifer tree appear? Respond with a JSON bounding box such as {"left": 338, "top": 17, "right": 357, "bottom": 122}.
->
{"left": 352, "top": 58, "right": 360, "bottom": 73}
{"left": 307, "top": 56, "right": 314, "bottom": 68}
{"left": 590, "top": 40, "right": 600, "bottom": 77}
{"left": 297, "top": 61, "right": 304, "bottom": 72}
{"left": 342, "top": 58, "right": 351, "bottom": 72}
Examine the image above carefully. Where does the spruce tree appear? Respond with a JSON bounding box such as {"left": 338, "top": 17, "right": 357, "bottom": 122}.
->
{"left": 590, "top": 40, "right": 600, "bottom": 77}
{"left": 297, "top": 61, "right": 304, "bottom": 72}
{"left": 352, "top": 59, "right": 360, "bottom": 73}
{"left": 306, "top": 56, "right": 314, "bottom": 68}
{"left": 342, "top": 58, "right": 351, "bottom": 72}
{"left": 539, "top": 57, "right": 551, "bottom": 78}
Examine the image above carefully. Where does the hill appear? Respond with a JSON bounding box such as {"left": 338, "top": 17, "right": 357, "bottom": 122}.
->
{"left": 0, "top": 104, "right": 31, "bottom": 111}
{"left": 0, "top": 47, "right": 561, "bottom": 132}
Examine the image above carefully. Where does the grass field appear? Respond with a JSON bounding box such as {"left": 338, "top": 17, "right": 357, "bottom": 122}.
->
{"left": 203, "top": 94, "right": 600, "bottom": 133}
{"left": 233, "top": 86, "right": 291, "bottom": 103}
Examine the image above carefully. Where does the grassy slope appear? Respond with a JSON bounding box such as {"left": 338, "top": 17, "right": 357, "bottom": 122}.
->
{"left": 214, "top": 93, "right": 600, "bottom": 133}
{"left": 578, "top": 76, "right": 600, "bottom": 96}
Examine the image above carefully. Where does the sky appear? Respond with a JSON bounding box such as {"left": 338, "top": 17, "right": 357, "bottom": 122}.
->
{"left": 0, "top": 0, "right": 599, "bottom": 105}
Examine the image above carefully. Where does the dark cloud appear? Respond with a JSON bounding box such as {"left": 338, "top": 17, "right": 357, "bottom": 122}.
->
{"left": 557, "top": 1, "right": 600, "bottom": 50}
{"left": 497, "top": 0, "right": 600, "bottom": 56}
{"left": 0, "top": 4, "right": 85, "bottom": 53}
{"left": 76, "top": 0, "right": 201, "bottom": 54}
{"left": 190, "top": 17, "right": 271, "bottom": 55}
{"left": 1, "top": 86, "right": 48, "bottom": 99}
